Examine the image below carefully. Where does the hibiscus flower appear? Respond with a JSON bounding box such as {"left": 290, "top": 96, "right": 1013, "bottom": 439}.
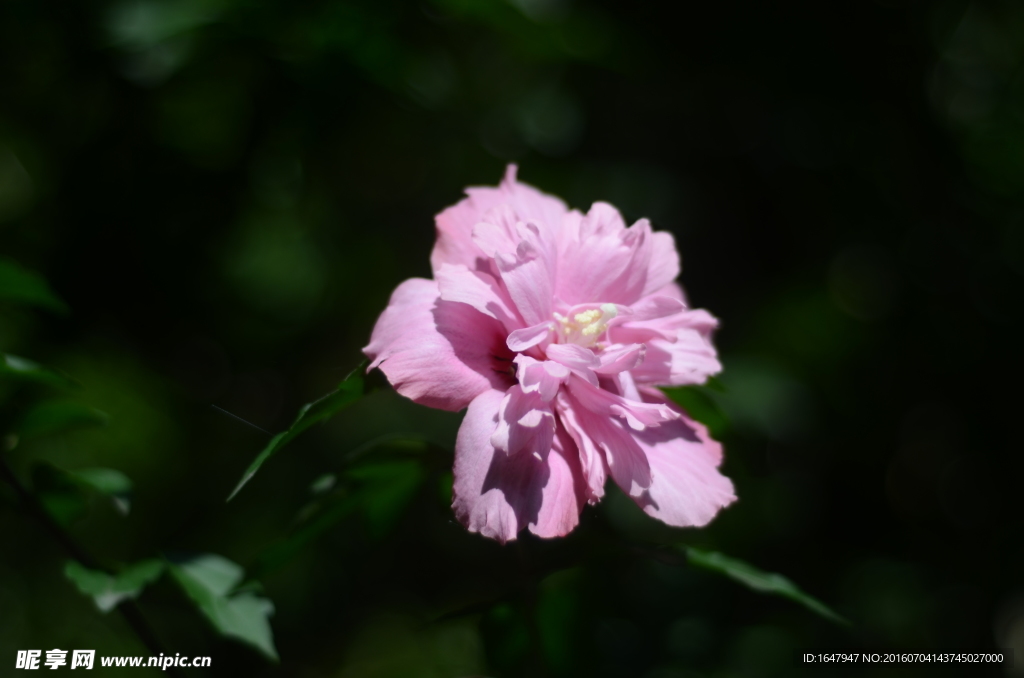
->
{"left": 364, "top": 166, "right": 735, "bottom": 542}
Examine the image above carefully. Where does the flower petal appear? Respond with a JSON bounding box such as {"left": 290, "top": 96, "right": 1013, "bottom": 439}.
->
{"left": 514, "top": 355, "right": 570, "bottom": 401}
{"left": 494, "top": 221, "right": 556, "bottom": 326}
{"left": 648, "top": 282, "right": 688, "bottom": 305}
{"left": 556, "top": 203, "right": 658, "bottom": 306}
{"left": 559, "top": 385, "right": 652, "bottom": 498}
{"left": 490, "top": 385, "right": 556, "bottom": 457}
{"left": 630, "top": 389, "right": 736, "bottom": 527}
{"left": 624, "top": 295, "right": 686, "bottom": 322}
{"left": 436, "top": 263, "right": 521, "bottom": 330}
{"left": 545, "top": 343, "right": 599, "bottom": 368}
{"left": 530, "top": 424, "right": 587, "bottom": 538}
{"left": 453, "top": 388, "right": 585, "bottom": 543}
{"left": 567, "top": 374, "right": 678, "bottom": 430}
{"left": 555, "top": 392, "right": 607, "bottom": 502}
{"left": 472, "top": 216, "right": 517, "bottom": 258}
{"left": 612, "top": 308, "right": 722, "bottom": 386}
{"left": 507, "top": 321, "right": 555, "bottom": 352}
{"left": 641, "top": 231, "right": 681, "bottom": 298}
{"left": 545, "top": 343, "right": 599, "bottom": 386}
{"left": 431, "top": 165, "right": 568, "bottom": 274}
{"left": 594, "top": 343, "right": 646, "bottom": 375}
{"left": 363, "top": 278, "right": 514, "bottom": 411}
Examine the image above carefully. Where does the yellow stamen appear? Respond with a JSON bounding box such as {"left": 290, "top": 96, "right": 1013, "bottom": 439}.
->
{"left": 554, "top": 304, "right": 618, "bottom": 345}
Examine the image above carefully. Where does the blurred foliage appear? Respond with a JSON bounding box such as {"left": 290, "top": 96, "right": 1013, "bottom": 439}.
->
{"left": 1, "top": 0, "right": 1022, "bottom": 676}
{"left": 31, "top": 463, "right": 131, "bottom": 523}
{"left": 168, "top": 553, "right": 278, "bottom": 661}
{"left": 64, "top": 559, "right": 164, "bottom": 613}
{"left": 18, "top": 401, "right": 109, "bottom": 441}
{"left": 0, "top": 257, "right": 67, "bottom": 314}
{"left": 684, "top": 547, "right": 847, "bottom": 626}
{"left": 227, "top": 361, "right": 365, "bottom": 501}
{"left": 0, "top": 354, "right": 78, "bottom": 390}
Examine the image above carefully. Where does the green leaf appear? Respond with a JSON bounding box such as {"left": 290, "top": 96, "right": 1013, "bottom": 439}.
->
{"left": 168, "top": 554, "right": 278, "bottom": 661}
{"left": 661, "top": 385, "right": 730, "bottom": 439}
{"left": 64, "top": 559, "right": 164, "bottom": 613}
{"left": 32, "top": 463, "right": 88, "bottom": 525}
{"left": 348, "top": 457, "right": 426, "bottom": 538}
{"left": 0, "top": 258, "right": 68, "bottom": 313}
{"left": 251, "top": 494, "right": 360, "bottom": 578}
{"left": 31, "top": 463, "right": 134, "bottom": 520}
{"left": 685, "top": 547, "right": 849, "bottom": 625}
{"left": 18, "top": 400, "right": 109, "bottom": 439}
{"left": 227, "top": 363, "right": 366, "bottom": 501}
{"left": 70, "top": 468, "right": 133, "bottom": 515}
{"left": 0, "top": 354, "right": 78, "bottom": 390}
{"left": 252, "top": 438, "right": 431, "bottom": 577}
{"left": 172, "top": 553, "right": 243, "bottom": 595}
{"left": 309, "top": 473, "right": 336, "bottom": 495}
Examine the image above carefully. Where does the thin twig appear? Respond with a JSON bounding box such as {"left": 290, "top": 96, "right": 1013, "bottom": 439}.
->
{"left": 209, "top": 404, "right": 272, "bottom": 436}
{"left": 0, "top": 456, "right": 184, "bottom": 677}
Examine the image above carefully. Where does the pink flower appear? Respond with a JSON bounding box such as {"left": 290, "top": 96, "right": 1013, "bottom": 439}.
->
{"left": 364, "top": 166, "right": 735, "bottom": 543}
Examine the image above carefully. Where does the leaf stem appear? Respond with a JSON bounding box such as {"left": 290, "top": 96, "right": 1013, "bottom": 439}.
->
{"left": 0, "top": 456, "right": 184, "bottom": 675}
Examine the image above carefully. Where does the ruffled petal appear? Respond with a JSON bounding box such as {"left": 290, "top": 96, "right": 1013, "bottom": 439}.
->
{"left": 555, "top": 392, "right": 607, "bottom": 502}
{"left": 630, "top": 389, "right": 736, "bottom": 527}
{"left": 363, "top": 278, "right": 514, "bottom": 411}
{"left": 472, "top": 215, "right": 517, "bottom": 258}
{"left": 452, "top": 388, "right": 585, "bottom": 543}
{"left": 594, "top": 343, "right": 646, "bottom": 375}
{"left": 490, "top": 385, "right": 556, "bottom": 457}
{"left": 530, "top": 424, "right": 587, "bottom": 538}
{"left": 431, "top": 165, "right": 568, "bottom": 274}
{"left": 494, "top": 221, "right": 557, "bottom": 325}
{"left": 641, "top": 231, "right": 681, "bottom": 298}
{"left": 611, "top": 308, "right": 722, "bottom": 386}
{"left": 555, "top": 203, "right": 659, "bottom": 306}
{"left": 436, "top": 263, "right": 522, "bottom": 331}
{"left": 559, "top": 383, "right": 652, "bottom": 498}
{"left": 514, "top": 355, "right": 570, "bottom": 401}
{"left": 545, "top": 343, "right": 599, "bottom": 386}
{"left": 624, "top": 295, "right": 686, "bottom": 322}
{"left": 567, "top": 373, "right": 678, "bottom": 431}
{"left": 647, "top": 282, "right": 687, "bottom": 304}
{"left": 507, "top": 321, "right": 555, "bottom": 352}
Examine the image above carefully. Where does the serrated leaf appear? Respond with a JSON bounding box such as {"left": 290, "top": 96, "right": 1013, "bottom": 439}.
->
{"left": 64, "top": 559, "right": 164, "bottom": 613}
{"left": 168, "top": 554, "right": 278, "bottom": 661}
{"left": 0, "top": 354, "right": 77, "bottom": 390}
{"left": 685, "top": 547, "right": 848, "bottom": 625}
{"left": 18, "top": 400, "right": 109, "bottom": 439}
{"left": 227, "top": 363, "right": 366, "bottom": 501}
{"left": 0, "top": 258, "right": 68, "bottom": 313}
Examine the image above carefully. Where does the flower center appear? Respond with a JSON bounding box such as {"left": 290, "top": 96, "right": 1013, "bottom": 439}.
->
{"left": 552, "top": 303, "right": 617, "bottom": 347}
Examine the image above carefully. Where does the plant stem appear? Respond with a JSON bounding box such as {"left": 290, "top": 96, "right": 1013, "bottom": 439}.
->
{"left": 0, "top": 456, "right": 183, "bottom": 676}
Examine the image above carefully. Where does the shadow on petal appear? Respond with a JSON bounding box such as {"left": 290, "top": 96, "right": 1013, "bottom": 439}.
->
{"left": 481, "top": 447, "right": 551, "bottom": 533}
{"left": 432, "top": 299, "right": 516, "bottom": 392}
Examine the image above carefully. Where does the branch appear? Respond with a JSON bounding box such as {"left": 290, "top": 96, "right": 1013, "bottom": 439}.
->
{"left": 0, "top": 456, "right": 184, "bottom": 677}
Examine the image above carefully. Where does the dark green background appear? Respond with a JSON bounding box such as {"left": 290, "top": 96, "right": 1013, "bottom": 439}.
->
{"left": 1, "top": 0, "right": 1021, "bottom": 676}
